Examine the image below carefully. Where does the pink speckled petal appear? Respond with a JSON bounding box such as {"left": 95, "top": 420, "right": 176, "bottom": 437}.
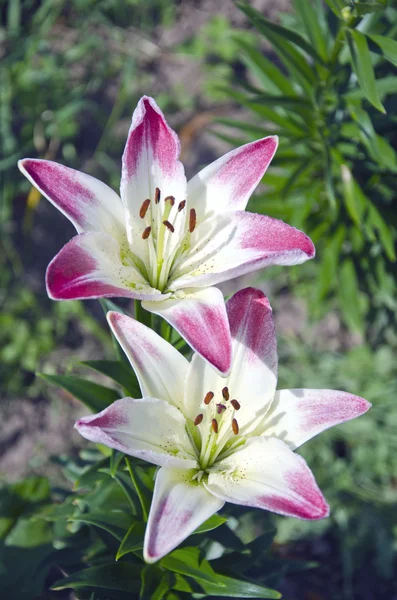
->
{"left": 187, "top": 136, "right": 278, "bottom": 221}
{"left": 121, "top": 96, "right": 187, "bottom": 262}
{"left": 144, "top": 467, "right": 224, "bottom": 563}
{"left": 75, "top": 397, "right": 197, "bottom": 469}
{"left": 47, "top": 232, "right": 164, "bottom": 301}
{"left": 183, "top": 288, "right": 277, "bottom": 431}
{"left": 170, "top": 211, "right": 315, "bottom": 290}
{"left": 142, "top": 287, "right": 232, "bottom": 375}
{"left": 18, "top": 159, "right": 125, "bottom": 238}
{"left": 264, "top": 389, "right": 371, "bottom": 450}
{"left": 107, "top": 311, "right": 189, "bottom": 411}
{"left": 205, "top": 437, "right": 329, "bottom": 520}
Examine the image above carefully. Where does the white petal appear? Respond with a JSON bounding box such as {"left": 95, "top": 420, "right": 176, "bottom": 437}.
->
{"left": 107, "top": 311, "right": 189, "bottom": 411}
{"left": 75, "top": 397, "right": 197, "bottom": 469}
{"left": 205, "top": 437, "right": 329, "bottom": 520}
{"left": 142, "top": 287, "right": 232, "bottom": 375}
{"left": 18, "top": 159, "right": 125, "bottom": 240}
{"left": 264, "top": 389, "right": 371, "bottom": 450}
{"left": 144, "top": 467, "right": 224, "bottom": 563}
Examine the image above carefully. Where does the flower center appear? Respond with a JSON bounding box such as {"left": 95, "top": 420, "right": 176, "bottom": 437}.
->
{"left": 136, "top": 187, "right": 196, "bottom": 291}
{"left": 192, "top": 386, "right": 243, "bottom": 470}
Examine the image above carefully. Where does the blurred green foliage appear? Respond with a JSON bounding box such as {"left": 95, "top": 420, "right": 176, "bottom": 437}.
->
{"left": 215, "top": 0, "right": 397, "bottom": 344}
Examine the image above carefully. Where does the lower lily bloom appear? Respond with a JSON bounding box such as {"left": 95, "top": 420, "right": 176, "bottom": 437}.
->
{"left": 75, "top": 288, "right": 370, "bottom": 563}
{"left": 18, "top": 95, "right": 315, "bottom": 374}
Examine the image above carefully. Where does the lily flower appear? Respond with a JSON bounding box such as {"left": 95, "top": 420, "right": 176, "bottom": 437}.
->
{"left": 75, "top": 288, "right": 370, "bottom": 563}
{"left": 18, "top": 96, "right": 314, "bottom": 374}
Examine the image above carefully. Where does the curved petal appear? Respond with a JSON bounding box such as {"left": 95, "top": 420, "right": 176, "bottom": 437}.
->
{"left": 205, "top": 437, "right": 329, "bottom": 520}
{"left": 144, "top": 467, "right": 224, "bottom": 563}
{"left": 107, "top": 311, "right": 189, "bottom": 411}
{"left": 170, "top": 211, "right": 315, "bottom": 290}
{"left": 183, "top": 288, "right": 278, "bottom": 433}
{"left": 142, "top": 287, "right": 232, "bottom": 375}
{"left": 18, "top": 159, "right": 125, "bottom": 239}
{"left": 264, "top": 389, "right": 371, "bottom": 450}
{"left": 75, "top": 397, "right": 197, "bottom": 469}
{"left": 121, "top": 96, "right": 187, "bottom": 263}
{"left": 46, "top": 232, "right": 165, "bottom": 301}
{"left": 187, "top": 136, "right": 278, "bottom": 221}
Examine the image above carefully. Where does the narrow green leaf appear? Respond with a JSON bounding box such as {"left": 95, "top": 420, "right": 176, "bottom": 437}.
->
{"left": 125, "top": 457, "right": 151, "bottom": 522}
{"left": 367, "top": 33, "right": 397, "bottom": 67}
{"left": 161, "top": 547, "right": 225, "bottom": 587}
{"left": 116, "top": 521, "right": 145, "bottom": 559}
{"left": 340, "top": 164, "right": 364, "bottom": 226}
{"left": 199, "top": 573, "right": 281, "bottom": 598}
{"left": 323, "top": 0, "right": 345, "bottom": 16}
{"left": 347, "top": 29, "right": 385, "bottom": 113}
{"left": 68, "top": 510, "right": 134, "bottom": 542}
{"left": 81, "top": 360, "right": 140, "bottom": 396}
{"left": 249, "top": 94, "right": 312, "bottom": 110}
{"left": 294, "top": 0, "right": 328, "bottom": 61}
{"left": 192, "top": 514, "right": 227, "bottom": 535}
{"left": 237, "top": 39, "right": 296, "bottom": 94}
{"left": 355, "top": 2, "right": 385, "bottom": 15}
{"left": 51, "top": 563, "right": 142, "bottom": 592}
{"left": 338, "top": 259, "right": 365, "bottom": 333}
{"left": 368, "top": 204, "right": 396, "bottom": 261}
{"left": 38, "top": 373, "right": 119, "bottom": 412}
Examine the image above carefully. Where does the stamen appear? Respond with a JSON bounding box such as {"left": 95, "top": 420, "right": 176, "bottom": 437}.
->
{"left": 222, "top": 387, "right": 229, "bottom": 401}
{"left": 178, "top": 200, "right": 186, "bottom": 212}
{"left": 163, "top": 220, "right": 175, "bottom": 233}
{"left": 231, "top": 399, "right": 240, "bottom": 410}
{"left": 155, "top": 187, "right": 161, "bottom": 204}
{"left": 194, "top": 414, "right": 203, "bottom": 426}
{"left": 142, "top": 226, "right": 151, "bottom": 239}
{"left": 216, "top": 403, "right": 227, "bottom": 414}
{"left": 139, "top": 199, "right": 150, "bottom": 218}
{"left": 164, "top": 195, "right": 175, "bottom": 206}
{"left": 211, "top": 418, "right": 219, "bottom": 433}
{"left": 204, "top": 391, "right": 214, "bottom": 405}
{"left": 189, "top": 208, "right": 196, "bottom": 233}
{"left": 232, "top": 418, "right": 239, "bottom": 435}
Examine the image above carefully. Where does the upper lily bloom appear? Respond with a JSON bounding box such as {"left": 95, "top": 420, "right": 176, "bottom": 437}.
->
{"left": 18, "top": 96, "right": 314, "bottom": 374}
{"left": 75, "top": 288, "right": 370, "bottom": 563}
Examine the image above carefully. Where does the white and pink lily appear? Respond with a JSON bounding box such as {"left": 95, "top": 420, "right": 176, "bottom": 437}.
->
{"left": 18, "top": 96, "right": 314, "bottom": 374}
{"left": 75, "top": 287, "right": 370, "bottom": 563}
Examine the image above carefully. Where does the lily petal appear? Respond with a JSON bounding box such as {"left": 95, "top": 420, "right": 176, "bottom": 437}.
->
{"left": 75, "top": 397, "right": 197, "bottom": 469}
{"left": 142, "top": 287, "right": 232, "bottom": 375}
{"left": 107, "top": 311, "right": 189, "bottom": 411}
{"left": 170, "top": 211, "right": 315, "bottom": 290}
{"left": 18, "top": 159, "right": 125, "bottom": 239}
{"left": 206, "top": 437, "right": 329, "bottom": 520}
{"left": 183, "top": 288, "right": 277, "bottom": 432}
{"left": 187, "top": 136, "right": 278, "bottom": 221}
{"left": 47, "top": 232, "right": 165, "bottom": 301}
{"left": 144, "top": 467, "right": 224, "bottom": 563}
{"left": 264, "top": 389, "right": 371, "bottom": 450}
{"left": 121, "top": 96, "right": 187, "bottom": 261}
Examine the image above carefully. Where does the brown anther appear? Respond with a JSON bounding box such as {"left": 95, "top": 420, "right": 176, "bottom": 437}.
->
{"left": 204, "top": 391, "right": 214, "bottom": 405}
{"left": 189, "top": 208, "right": 196, "bottom": 233}
{"left": 216, "top": 403, "right": 227, "bottom": 414}
{"left": 163, "top": 220, "right": 175, "bottom": 233}
{"left": 232, "top": 418, "right": 239, "bottom": 435}
{"left": 231, "top": 399, "right": 240, "bottom": 411}
{"left": 155, "top": 187, "right": 161, "bottom": 204}
{"left": 222, "top": 387, "right": 229, "bottom": 401}
{"left": 211, "top": 418, "right": 219, "bottom": 433}
{"left": 178, "top": 200, "right": 186, "bottom": 212}
{"left": 139, "top": 199, "right": 150, "bottom": 219}
{"left": 194, "top": 414, "right": 203, "bottom": 426}
{"left": 142, "top": 226, "right": 151, "bottom": 239}
{"left": 164, "top": 195, "right": 175, "bottom": 206}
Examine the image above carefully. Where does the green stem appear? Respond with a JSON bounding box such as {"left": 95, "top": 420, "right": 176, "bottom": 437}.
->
{"left": 125, "top": 457, "right": 149, "bottom": 522}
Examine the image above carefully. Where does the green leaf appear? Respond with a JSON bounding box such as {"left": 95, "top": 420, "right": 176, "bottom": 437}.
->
{"left": 338, "top": 259, "right": 365, "bottom": 333}
{"left": 51, "top": 563, "right": 142, "bottom": 593}
{"left": 81, "top": 360, "right": 140, "bottom": 396}
{"left": 368, "top": 33, "right": 397, "bottom": 67}
{"left": 161, "top": 547, "right": 225, "bottom": 587}
{"left": 172, "top": 571, "right": 281, "bottom": 598}
{"left": 294, "top": 0, "right": 328, "bottom": 61}
{"left": 5, "top": 516, "right": 52, "bottom": 548}
{"left": 237, "top": 39, "right": 296, "bottom": 94}
{"left": 192, "top": 514, "right": 227, "bottom": 535}
{"left": 125, "top": 458, "right": 151, "bottom": 522}
{"left": 38, "top": 373, "right": 119, "bottom": 412}
{"left": 346, "top": 29, "right": 385, "bottom": 113}
{"left": 340, "top": 164, "right": 365, "bottom": 226}
{"left": 368, "top": 204, "right": 396, "bottom": 261}
{"left": 68, "top": 510, "right": 134, "bottom": 541}
{"left": 355, "top": 2, "right": 385, "bottom": 15}
{"left": 116, "top": 521, "right": 145, "bottom": 559}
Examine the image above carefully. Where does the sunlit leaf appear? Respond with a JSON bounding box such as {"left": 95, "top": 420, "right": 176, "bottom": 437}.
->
{"left": 347, "top": 29, "right": 385, "bottom": 113}
{"left": 38, "top": 373, "right": 120, "bottom": 412}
